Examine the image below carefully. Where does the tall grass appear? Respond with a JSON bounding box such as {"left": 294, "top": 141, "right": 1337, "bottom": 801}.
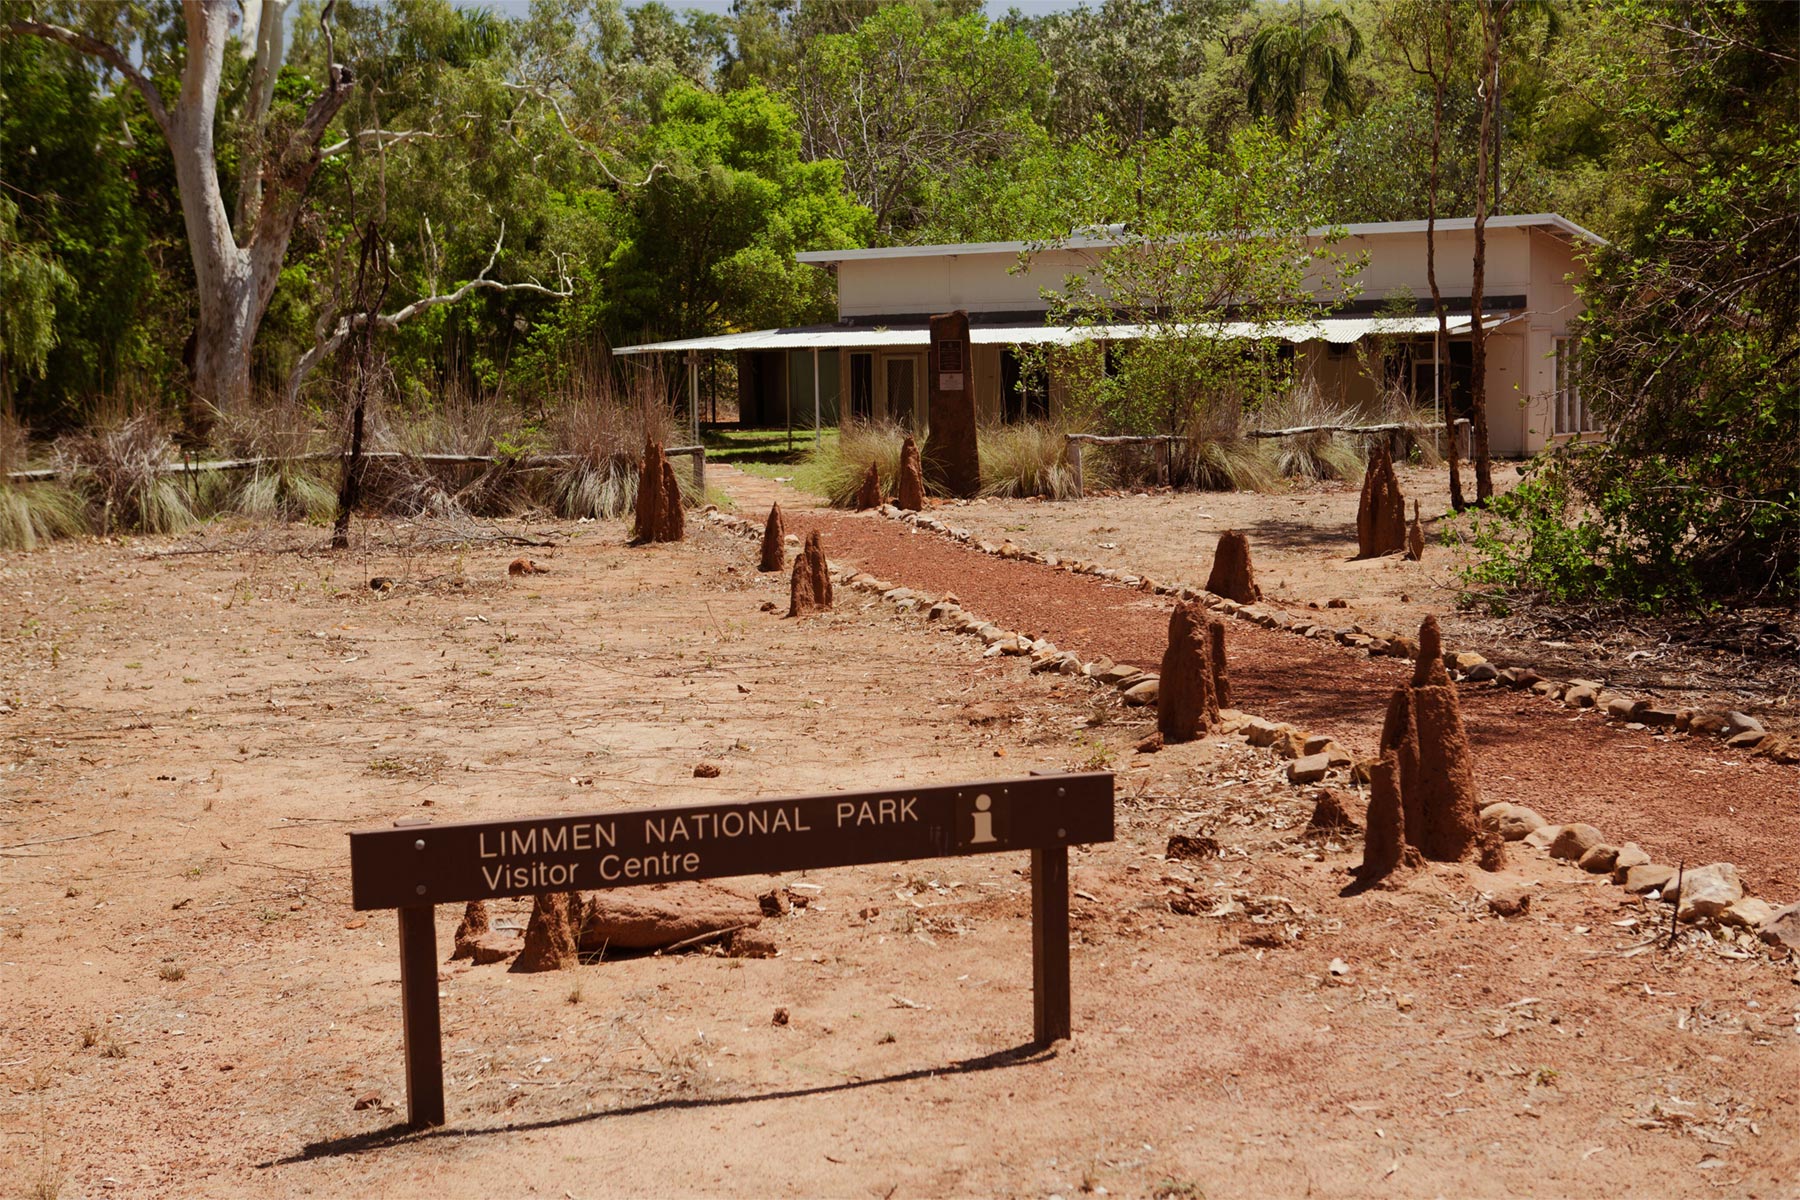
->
{"left": 213, "top": 392, "right": 336, "bottom": 522}
{"left": 0, "top": 413, "right": 88, "bottom": 550}
{"left": 801, "top": 420, "right": 908, "bottom": 507}
{"left": 541, "top": 354, "right": 676, "bottom": 519}
{"left": 54, "top": 409, "right": 197, "bottom": 535}
{"left": 979, "top": 421, "right": 1092, "bottom": 499}
{"left": 1250, "top": 380, "right": 1368, "bottom": 483}
{"left": 1172, "top": 403, "right": 1279, "bottom": 492}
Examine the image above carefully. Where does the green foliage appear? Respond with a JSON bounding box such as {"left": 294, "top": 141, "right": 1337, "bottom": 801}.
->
{"left": 1451, "top": 462, "right": 1603, "bottom": 609}
{"left": 1246, "top": 6, "right": 1364, "bottom": 132}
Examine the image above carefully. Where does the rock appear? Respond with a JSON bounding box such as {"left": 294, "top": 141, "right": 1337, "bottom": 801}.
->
{"left": 757, "top": 888, "right": 790, "bottom": 917}
{"left": 1523, "top": 824, "right": 1559, "bottom": 849}
{"left": 1481, "top": 803, "right": 1547, "bottom": 841}
{"left": 1287, "top": 753, "right": 1331, "bottom": 784}
{"left": 1621, "top": 864, "right": 1677, "bottom": 896}
{"left": 1686, "top": 712, "right": 1729, "bottom": 736}
{"left": 1487, "top": 888, "right": 1531, "bottom": 918}
{"left": 1638, "top": 708, "right": 1679, "bottom": 728}
{"left": 1303, "top": 734, "right": 1335, "bottom": 756}
{"left": 1451, "top": 651, "right": 1487, "bottom": 672}
{"left": 1563, "top": 685, "right": 1598, "bottom": 707}
{"left": 772, "top": 1007, "right": 790, "bottom": 1026}
{"left": 1123, "top": 678, "right": 1160, "bottom": 706}
{"left": 1757, "top": 902, "right": 1800, "bottom": 952}
{"left": 1355, "top": 444, "right": 1408, "bottom": 558}
{"left": 1264, "top": 727, "right": 1303, "bottom": 760}
{"left": 1136, "top": 731, "right": 1164, "bottom": 754}
{"left": 1203, "top": 530, "right": 1262, "bottom": 604}
{"left": 512, "top": 892, "right": 582, "bottom": 972}
{"left": 854, "top": 461, "right": 882, "bottom": 509}
{"left": 1244, "top": 718, "right": 1286, "bottom": 748}
{"left": 1578, "top": 844, "right": 1620, "bottom": 873}
{"left": 450, "top": 900, "right": 490, "bottom": 960}
{"left": 1548, "top": 823, "right": 1605, "bottom": 861}
{"left": 894, "top": 435, "right": 926, "bottom": 511}
{"left": 1464, "top": 662, "right": 1498, "bottom": 683}
{"left": 1166, "top": 834, "right": 1220, "bottom": 862}
{"left": 1100, "top": 663, "right": 1139, "bottom": 686}
{"left": 1305, "top": 790, "right": 1360, "bottom": 835}
{"left": 1604, "top": 695, "right": 1646, "bottom": 721}
{"left": 1725, "top": 711, "right": 1764, "bottom": 736}
{"left": 1757, "top": 732, "right": 1800, "bottom": 764}
{"left": 1720, "top": 897, "right": 1774, "bottom": 930}
{"left": 469, "top": 931, "right": 524, "bottom": 965}
{"left": 787, "top": 530, "right": 833, "bottom": 617}
{"left": 1725, "top": 730, "right": 1767, "bottom": 749}
{"left": 1672, "top": 862, "right": 1742, "bottom": 922}
{"left": 758, "top": 503, "right": 786, "bottom": 571}
{"left": 726, "top": 928, "right": 779, "bottom": 959}
{"left": 693, "top": 762, "right": 721, "bottom": 778}
{"left": 1609, "top": 842, "right": 1652, "bottom": 882}
{"left": 578, "top": 882, "right": 762, "bottom": 952}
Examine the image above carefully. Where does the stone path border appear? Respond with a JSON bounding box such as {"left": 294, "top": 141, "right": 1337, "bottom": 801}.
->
{"left": 696, "top": 504, "right": 1799, "bottom": 953}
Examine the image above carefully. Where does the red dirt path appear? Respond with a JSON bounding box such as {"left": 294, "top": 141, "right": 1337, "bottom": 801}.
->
{"left": 793, "top": 509, "right": 1800, "bottom": 899}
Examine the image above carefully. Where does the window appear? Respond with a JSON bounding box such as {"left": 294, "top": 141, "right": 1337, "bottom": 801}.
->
{"left": 1000, "top": 348, "right": 1049, "bottom": 423}
{"left": 1554, "top": 338, "right": 1595, "bottom": 434}
{"left": 849, "top": 352, "right": 873, "bottom": 422}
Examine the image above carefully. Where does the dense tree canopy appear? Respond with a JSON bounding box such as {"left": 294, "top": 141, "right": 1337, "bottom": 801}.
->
{"left": 1, "top": 0, "right": 1792, "bottom": 599}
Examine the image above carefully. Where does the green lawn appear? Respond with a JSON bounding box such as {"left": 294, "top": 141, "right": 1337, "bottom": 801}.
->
{"left": 703, "top": 426, "right": 837, "bottom": 484}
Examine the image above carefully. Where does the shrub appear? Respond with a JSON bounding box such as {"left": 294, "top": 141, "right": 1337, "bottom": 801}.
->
{"left": 542, "top": 362, "right": 677, "bottom": 519}
{"left": 1171, "top": 404, "right": 1278, "bottom": 492}
{"left": 0, "top": 414, "right": 88, "bottom": 550}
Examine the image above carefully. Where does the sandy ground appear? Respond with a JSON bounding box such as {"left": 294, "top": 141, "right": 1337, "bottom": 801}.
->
{"left": 1, "top": 507, "right": 1797, "bottom": 1199}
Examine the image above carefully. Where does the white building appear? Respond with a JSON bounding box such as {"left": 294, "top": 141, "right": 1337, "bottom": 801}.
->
{"left": 615, "top": 213, "right": 1603, "bottom": 458}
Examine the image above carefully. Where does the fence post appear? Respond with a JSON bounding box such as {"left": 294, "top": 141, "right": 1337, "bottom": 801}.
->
{"left": 1155, "top": 438, "right": 1170, "bottom": 488}
{"left": 1068, "top": 439, "right": 1084, "bottom": 499}
{"left": 692, "top": 448, "right": 706, "bottom": 500}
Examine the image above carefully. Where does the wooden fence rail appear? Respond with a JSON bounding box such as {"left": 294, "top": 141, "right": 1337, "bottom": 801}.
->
{"left": 7, "top": 445, "right": 706, "bottom": 495}
{"left": 1061, "top": 420, "right": 1470, "bottom": 498}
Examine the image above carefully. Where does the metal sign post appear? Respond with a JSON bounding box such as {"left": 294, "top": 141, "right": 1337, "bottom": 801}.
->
{"left": 350, "top": 772, "right": 1113, "bottom": 1128}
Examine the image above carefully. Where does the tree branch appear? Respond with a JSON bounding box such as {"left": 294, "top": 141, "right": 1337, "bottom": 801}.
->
{"left": 283, "top": 223, "right": 574, "bottom": 401}
{"left": 2, "top": 18, "right": 172, "bottom": 137}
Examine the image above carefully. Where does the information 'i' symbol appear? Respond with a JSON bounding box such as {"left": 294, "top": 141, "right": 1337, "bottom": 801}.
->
{"left": 970, "top": 794, "right": 998, "bottom": 844}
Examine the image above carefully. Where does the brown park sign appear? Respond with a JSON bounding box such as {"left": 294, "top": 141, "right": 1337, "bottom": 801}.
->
{"left": 349, "top": 771, "right": 1114, "bottom": 1127}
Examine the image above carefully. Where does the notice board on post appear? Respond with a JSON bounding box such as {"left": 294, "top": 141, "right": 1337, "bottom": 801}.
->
{"left": 350, "top": 771, "right": 1115, "bottom": 1127}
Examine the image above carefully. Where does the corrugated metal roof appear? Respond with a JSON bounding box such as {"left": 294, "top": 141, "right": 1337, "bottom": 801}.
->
{"left": 612, "top": 314, "right": 1487, "bottom": 356}
{"left": 793, "top": 214, "right": 1604, "bottom": 265}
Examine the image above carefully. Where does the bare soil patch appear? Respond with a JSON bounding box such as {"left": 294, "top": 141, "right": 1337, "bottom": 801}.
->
{"left": 1, "top": 507, "right": 1796, "bottom": 1198}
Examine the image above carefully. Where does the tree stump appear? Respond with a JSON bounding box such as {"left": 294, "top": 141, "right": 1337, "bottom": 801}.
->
{"left": 1204, "top": 530, "right": 1262, "bottom": 603}
{"left": 758, "top": 503, "right": 786, "bottom": 572}
{"left": 895, "top": 435, "right": 926, "bottom": 511}
{"left": 1356, "top": 443, "right": 1407, "bottom": 558}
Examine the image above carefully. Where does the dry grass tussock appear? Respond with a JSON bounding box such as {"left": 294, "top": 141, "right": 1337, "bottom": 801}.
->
{"left": 1172, "top": 403, "right": 1279, "bottom": 493}
{"left": 212, "top": 393, "right": 336, "bottom": 521}
{"left": 810, "top": 420, "right": 909, "bottom": 507}
{"left": 979, "top": 420, "right": 1098, "bottom": 500}
{"left": 542, "top": 360, "right": 677, "bottom": 519}
{"left": 1, "top": 412, "right": 89, "bottom": 550}
{"left": 53, "top": 408, "right": 197, "bottom": 535}
{"left": 1251, "top": 381, "right": 1368, "bottom": 483}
